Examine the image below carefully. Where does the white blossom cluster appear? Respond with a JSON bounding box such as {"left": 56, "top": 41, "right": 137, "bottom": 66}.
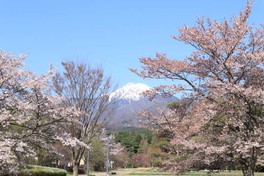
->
{"left": 0, "top": 50, "right": 84, "bottom": 174}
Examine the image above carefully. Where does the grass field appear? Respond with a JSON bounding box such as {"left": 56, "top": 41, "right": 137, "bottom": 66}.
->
{"left": 89, "top": 167, "right": 264, "bottom": 176}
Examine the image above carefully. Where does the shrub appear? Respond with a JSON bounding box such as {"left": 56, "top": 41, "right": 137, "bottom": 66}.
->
{"left": 78, "top": 165, "right": 86, "bottom": 174}
{"left": 19, "top": 165, "right": 67, "bottom": 176}
{"left": 255, "top": 164, "right": 264, "bottom": 172}
{"left": 66, "top": 166, "right": 86, "bottom": 174}
{"left": 151, "top": 160, "right": 162, "bottom": 167}
{"left": 126, "top": 163, "right": 134, "bottom": 168}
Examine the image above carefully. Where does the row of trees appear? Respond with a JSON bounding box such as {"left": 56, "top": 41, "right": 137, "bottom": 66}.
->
{"left": 0, "top": 53, "right": 113, "bottom": 176}
{"left": 133, "top": 1, "right": 263, "bottom": 176}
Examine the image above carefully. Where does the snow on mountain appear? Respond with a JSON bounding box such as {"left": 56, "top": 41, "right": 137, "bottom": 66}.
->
{"left": 109, "top": 83, "right": 150, "bottom": 102}
{"left": 106, "top": 83, "right": 178, "bottom": 129}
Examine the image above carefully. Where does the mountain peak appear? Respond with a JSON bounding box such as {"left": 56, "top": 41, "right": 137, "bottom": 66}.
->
{"left": 109, "top": 82, "right": 150, "bottom": 102}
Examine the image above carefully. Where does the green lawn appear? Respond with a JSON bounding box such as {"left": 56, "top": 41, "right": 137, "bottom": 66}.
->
{"left": 105, "top": 168, "right": 264, "bottom": 176}
{"left": 24, "top": 166, "right": 264, "bottom": 176}
{"left": 181, "top": 170, "right": 264, "bottom": 176}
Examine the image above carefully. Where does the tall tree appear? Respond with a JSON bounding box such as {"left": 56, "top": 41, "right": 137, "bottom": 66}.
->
{"left": 0, "top": 50, "right": 82, "bottom": 174}
{"left": 52, "top": 61, "right": 113, "bottom": 176}
{"left": 132, "top": 1, "right": 264, "bottom": 176}
{"left": 0, "top": 50, "right": 30, "bottom": 173}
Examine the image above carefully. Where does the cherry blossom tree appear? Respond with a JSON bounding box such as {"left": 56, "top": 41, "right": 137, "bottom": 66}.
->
{"left": 132, "top": 1, "right": 263, "bottom": 176}
{"left": 0, "top": 50, "right": 45, "bottom": 173}
{"left": 52, "top": 61, "right": 113, "bottom": 176}
{"left": 0, "top": 50, "right": 85, "bottom": 174}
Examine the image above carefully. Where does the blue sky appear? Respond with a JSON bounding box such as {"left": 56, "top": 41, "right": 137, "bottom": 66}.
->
{"left": 1, "top": 1, "right": 263, "bottom": 88}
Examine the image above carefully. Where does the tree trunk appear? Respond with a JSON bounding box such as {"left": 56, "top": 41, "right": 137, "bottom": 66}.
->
{"left": 242, "top": 165, "right": 254, "bottom": 176}
{"left": 241, "top": 156, "right": 256, "bottom": 176}
{"left": 240, "top": 146, "right": 259, "bottom": 176}
{"left": 72, "top": 162, "right": 79, "bottom": 176}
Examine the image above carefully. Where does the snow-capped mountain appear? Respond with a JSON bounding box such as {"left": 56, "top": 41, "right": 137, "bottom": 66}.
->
{"left": 109, "top": 82, "right": 150, "bottom": 102}
{"left": 106, "top": 83, "right": 177, "bottom": 129}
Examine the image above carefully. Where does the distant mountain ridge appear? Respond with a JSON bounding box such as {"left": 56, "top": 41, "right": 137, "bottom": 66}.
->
{"left": 106, "top": 83, "right": 177, "bottom": 129}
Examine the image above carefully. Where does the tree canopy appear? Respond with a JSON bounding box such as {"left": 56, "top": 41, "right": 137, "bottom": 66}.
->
{"left": 133, "top": 1, "right": 264, "bottom": 176}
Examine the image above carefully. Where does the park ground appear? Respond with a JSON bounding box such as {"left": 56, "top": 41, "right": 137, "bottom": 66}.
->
{"left": 78, "top": 167, "right": 264, "bottom": 176}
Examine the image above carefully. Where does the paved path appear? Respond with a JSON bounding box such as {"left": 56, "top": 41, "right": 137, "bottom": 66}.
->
{"left": 79, "top": 171, "right": 123, "bottom": 176}
{"left": 79, "top": 169, "right": 128, "bottom": 176}
{"left": 78, "top": 167, "right": 153, "bottom": 176}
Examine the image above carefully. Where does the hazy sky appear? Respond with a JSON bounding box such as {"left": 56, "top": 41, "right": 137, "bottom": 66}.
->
{"left": 1, "top": 1, "right": 263, "bottom": 88}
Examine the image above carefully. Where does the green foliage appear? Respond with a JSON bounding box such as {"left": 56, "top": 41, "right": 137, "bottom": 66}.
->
{"left": 166, "top": 101, "right": 180, "bottom": 110}
{"left": 89, "top": 137, "right": 106, "bottom": 171}
{"left": 255, "top": 106, "right": 263, "bottom": 117}
{"left": 36, "top": 148, "right": 57, "bottom": 167}
{"left": 153, "top": 140, "right": 169, "bottom": 148}
{"left": 191, "top": 135, "right": 205, "bottom": 143}
{"left": 139, "top": 137, "right": 149, "bottom": 154}
{"left": 126, "top": 163, "right": 134, "bottom": 168}
{"left": 19, "top": 165, "right": 67, "bottom": 176}
{"left": 113, "top": 128, "right": 175, "bottom": 168}
{"left": 114, "top": 131, "right": 144, "bottom": 156}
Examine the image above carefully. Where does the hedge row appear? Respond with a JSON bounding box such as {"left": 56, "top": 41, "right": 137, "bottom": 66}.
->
{"left": 19, "top": 165, "right": 67, "bottom": 176}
